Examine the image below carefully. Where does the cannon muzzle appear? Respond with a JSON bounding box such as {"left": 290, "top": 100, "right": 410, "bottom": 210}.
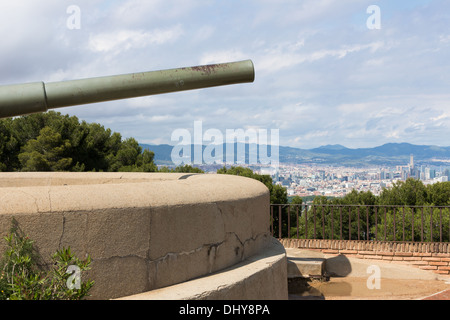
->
{"left": 0, "top": 60, "right": 255, "bottom": 119}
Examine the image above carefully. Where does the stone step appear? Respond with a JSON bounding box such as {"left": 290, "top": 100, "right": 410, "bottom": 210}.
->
{"left": 285, "top": 248, "right": 326, "bottom": 279}
{"left": 285, "top": 248, "right": 328, "bottom": 296}
{"left": 286, "top": 249, "right": 326, "bottom": 282}
{"left": 287, "top": 257, "right": 325, "bottom": 278}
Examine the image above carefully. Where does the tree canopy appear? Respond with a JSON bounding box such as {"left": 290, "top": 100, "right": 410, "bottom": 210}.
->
{"left": 0, "top": 111, "right": 157, "bottom": 173}
{"left": 159, "top": 164, "right": 205, "bottom": 173}
{"left": 310, "top": 178, "right": 450, "bottom": 207}
{"left": 217, "top": 166, "right": 288, "bottom": 205}
{"left": 282, "top": 178, "right": 450, "bottom": 241}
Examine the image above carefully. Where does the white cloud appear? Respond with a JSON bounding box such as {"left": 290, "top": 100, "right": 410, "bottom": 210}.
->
{"left": 88, "top": 26, "right": 184, "bottom": 54}
{"left": 145, "top": 115, "right": 176, "bottom": 123}
{"left": 109, "top": 0, "right": 206, "bottom": 27}
{"left": 431, "top": 113, "right": 450, "bottom": 122}
{"left": 255, "top": 40, "right": 384, "bottom": 73}
{"left": 200, "top": 49, "right": 248, "bottom": 65}
{"left": 194, "top": 25, "right": 216, "bottom": 42}
{"left": 439, "top": 35, "right": 450, "bottom": 43}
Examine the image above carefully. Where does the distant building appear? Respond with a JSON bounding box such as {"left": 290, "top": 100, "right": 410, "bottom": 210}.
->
{"left": 430, "top": 169, "right": 436, "bottom": 179}
{"left": 424, "top": 167, "right": 430, "bottom": 180}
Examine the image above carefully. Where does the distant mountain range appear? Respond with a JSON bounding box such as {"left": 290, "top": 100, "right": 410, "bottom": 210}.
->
{"left": 140, "top": 142, "right": 450, "bottom": 167}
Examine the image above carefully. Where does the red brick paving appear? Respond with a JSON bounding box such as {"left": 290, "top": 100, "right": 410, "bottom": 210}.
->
{"left": 422, "top": 289, "right": 450, "bottom": 300}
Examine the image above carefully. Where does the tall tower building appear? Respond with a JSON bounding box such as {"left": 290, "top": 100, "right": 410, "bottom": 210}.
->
{"left": 409, "top": 154, "right": 417, "bottom": 179}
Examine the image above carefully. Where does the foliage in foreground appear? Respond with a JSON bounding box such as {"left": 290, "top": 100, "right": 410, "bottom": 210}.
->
{"left": 0, "top": 219, "right": 94, "bottom": 300}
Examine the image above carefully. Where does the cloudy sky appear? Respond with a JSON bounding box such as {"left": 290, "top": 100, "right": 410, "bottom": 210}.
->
{"left": 1, "top": 0, "right": 449, "bottom": 149}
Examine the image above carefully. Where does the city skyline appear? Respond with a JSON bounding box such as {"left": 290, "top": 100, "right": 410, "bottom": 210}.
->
{"left": 272, "top": 154, "right": 450, "bottom": 199}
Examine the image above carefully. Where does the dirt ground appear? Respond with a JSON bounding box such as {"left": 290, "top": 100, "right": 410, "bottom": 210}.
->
{"left": 289, "top": 277, "right": 450, "bottom": 300}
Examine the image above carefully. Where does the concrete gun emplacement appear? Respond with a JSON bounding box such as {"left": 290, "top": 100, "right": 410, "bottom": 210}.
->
{"left": 0, "top": 60, "right": 255, "bottom": 119}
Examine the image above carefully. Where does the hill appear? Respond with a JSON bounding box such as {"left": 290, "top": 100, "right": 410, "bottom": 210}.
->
{"left": 141, "top": 142, "right": 450, "bottom": 167}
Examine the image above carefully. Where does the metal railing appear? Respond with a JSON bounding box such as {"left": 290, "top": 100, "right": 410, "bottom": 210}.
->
{"left": 270, "top": 204, "right": 450, "bottom": 243}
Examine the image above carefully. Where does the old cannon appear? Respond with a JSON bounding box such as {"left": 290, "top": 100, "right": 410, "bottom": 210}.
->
{"left": 0, "top": 60, "right": 254, "bottom": 119}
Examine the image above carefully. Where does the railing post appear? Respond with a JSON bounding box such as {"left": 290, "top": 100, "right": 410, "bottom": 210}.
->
{"left": 366, "top": 206, "right": 369, "bottom": 241}
{"left": 430, "top": 207, "right": 433, "bottom": 243}
{"left": 421, "top": 207, "right": 424, "bottom": 242}
{"left": 375, "top": 207, "right": 378, "bottom": 241}
{"left": 278, "top": 205, "right": 282, "bottom": 239}
{"left": 403, "top": 207, "right": 406, "bottom": 242}
{"left": 287, "top": 205, "right": 291, "bottom": 239}
{"left": 313, "top": 206, "right": 317, "bottom": 239}
{"left": 305, "top": 205, "right": 308, "bottom": 240}
{"left": 393, "top": 207, "right": 396, "bottom": 241}
{"left": 348, "top": 206, "right": 352, "bottom": 241}
{"left": 322, "top": 206, "right": 325, "bottom": 240}
{"left": 270, "top": 205, "right": 273, "bottom": 237}
{"left": 331, "top": 206, "right": 334, "bottom": 240}
{"left": 357, "top": 206, "right": 360, "bottom": 241}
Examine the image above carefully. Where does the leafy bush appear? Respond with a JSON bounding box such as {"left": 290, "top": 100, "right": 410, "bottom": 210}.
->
{"left": 0, "top": 219, "right": 94, "bottom": 300}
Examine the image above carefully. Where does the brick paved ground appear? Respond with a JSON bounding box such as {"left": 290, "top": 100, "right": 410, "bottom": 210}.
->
{"left": 422, "top": 289, "right": 450, "bottom": 300}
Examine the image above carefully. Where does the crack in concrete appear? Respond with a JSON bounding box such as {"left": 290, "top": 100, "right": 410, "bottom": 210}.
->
{"left": 152, "top": 232, "right": 269, "bottom": 269}
{"left": 93, "top": 254, "right": 148, "bottom": 262}
{"left": 19, "top": 190, "right": 40, "bottom": 213}
{"left": 58, "top": 215, "right": 66, "bottom": 249}
{"left": 47, "top": 187, "right": 52, "bottom": 212}
{"left": 154, "top": 240, "right": 226, "bottom": 264}
{"left": 227, "top": 231, "right": 270, "bottom": 261}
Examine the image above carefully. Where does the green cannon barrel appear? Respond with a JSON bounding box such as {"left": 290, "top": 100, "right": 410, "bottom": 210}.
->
{"left": 0, "top": 60, "right": 255, "bottom": 119}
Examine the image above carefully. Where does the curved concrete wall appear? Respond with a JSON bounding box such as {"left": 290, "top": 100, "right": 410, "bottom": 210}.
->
{"left": 0, "top": 172, "right": 287, "bottom": 300}
{"left": 118, "top": 238, "right": 287, "bottom": 300}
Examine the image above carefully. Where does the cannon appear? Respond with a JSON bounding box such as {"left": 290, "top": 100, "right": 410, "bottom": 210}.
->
{"left": 0, "top": 60, "right": 255, "bottom": 119}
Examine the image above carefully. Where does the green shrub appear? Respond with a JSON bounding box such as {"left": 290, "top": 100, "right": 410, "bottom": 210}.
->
{"left": 0, "top": 219, "right": 94, "bottom": 300}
